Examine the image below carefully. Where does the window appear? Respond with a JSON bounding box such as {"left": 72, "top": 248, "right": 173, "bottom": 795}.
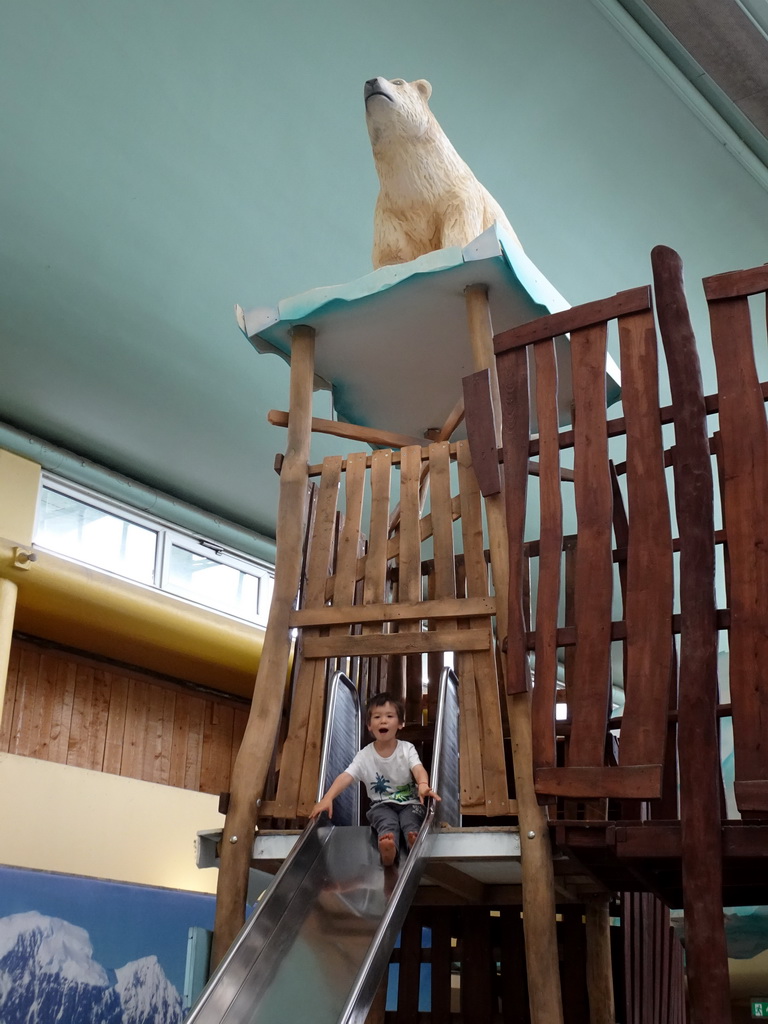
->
{"left": 35, "top": 478, "right": 274, "bottom": 626}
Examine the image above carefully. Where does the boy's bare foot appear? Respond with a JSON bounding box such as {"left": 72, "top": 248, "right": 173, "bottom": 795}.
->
{"left": 378, "top": 833, "right": 397, "bottom": 866}
{"left": 407, "top": 831, "right": 418, "bottom": 849}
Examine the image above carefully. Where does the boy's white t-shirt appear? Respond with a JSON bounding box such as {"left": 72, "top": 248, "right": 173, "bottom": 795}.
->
{"left": 345, "top": 739, "right": 422, "bottom": 806}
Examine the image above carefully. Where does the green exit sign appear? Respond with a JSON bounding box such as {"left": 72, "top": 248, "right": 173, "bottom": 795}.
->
{"left": 752, "top": 999, "right": 768, "bottom": 1017}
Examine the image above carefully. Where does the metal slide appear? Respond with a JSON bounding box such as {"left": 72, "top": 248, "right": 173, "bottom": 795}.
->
{"left": 185, "top": 668, "right": 460, "bottom": 1024}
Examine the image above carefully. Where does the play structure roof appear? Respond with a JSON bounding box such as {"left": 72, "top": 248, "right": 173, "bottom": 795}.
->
{"left": 236, "top": 224, "right": 621, "bottom": 442}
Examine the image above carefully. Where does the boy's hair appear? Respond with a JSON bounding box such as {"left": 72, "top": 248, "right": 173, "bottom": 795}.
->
{"left": 366, "top": 691, "right": 405, "bottom": 723}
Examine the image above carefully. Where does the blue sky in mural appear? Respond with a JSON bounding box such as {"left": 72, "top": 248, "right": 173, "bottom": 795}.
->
{"left": 0, "top": 865, "right": 215, "bottom": 992}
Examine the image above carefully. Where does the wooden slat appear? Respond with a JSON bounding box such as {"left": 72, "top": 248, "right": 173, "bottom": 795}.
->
{"left": 297, "top": 452, "right": 369, "bottom": 813}
{"left": 274, "top": 456, "right": 343, "bottom": 816}
{"left": 530, "top": 338, "right": 562, "bottom": 773}
{"left": 567, "top": 322, "right": 614, "bottom": 767}
{"left": 102, "top": 674, "right": 128, "bottom": 776}
{"left": 10, "top": 645, "right": 40, "bottom": 755}
{"left": 169, "top": 692, "right": 205, "bottom": 791}
{"left": 494, "top": 285, "right": 651, "bottom": 353}
{"left": 86, "top": 667, "right": 111, "bottom": 772}
{"left": 616, "top": 308, "right": 673, "bottom": 778}
{"left": 429, "top": 909, "right": 454, "bottom": 1024}
{"left": 302, "top": 627, "right": 492, "bottom": 659}
{"left": 703, "top": 262, "right": 768, "bottom": 301}
{"left": 30, "top": 652, "right": 59, "bottom": 761}
{"left": 398, "top": 446, "right": 424, "bottom": 606}
{"left": 290, "top": 595, "right": 495, "bottom": 628}
{"left": 118, "top": 676, "right": 148, "bottom": 779}
{"left": 0, "top": 643, "right": 20, "bottom": 751}
{"left": 66, "top": 664, "right": 96, "bottom": 769}
{"left": 709, "top": 291, "right": 768, "bottom": 809}
{"left": 498, "top": 344, "right": 532, "bottom": 694}
{"left": 142, "top": 682, "right": 174, "bottom": 785}
{"left": 653, "top": 244, "right": 730, "bottom": 1020}
{"left": 267, "top": 408, "right": 426, "bottom": 450}
{"left": 462, "top": 369, "right": 501, "bottom": 496}
{"left": 457, "top": 440, "right": 509, "bottom": 815}
{"left": 200, "top": 701, "right": 235, "bottom": 796}
{"left": 362, "top": 448, "right": 392, "bottom": 608}
{"left": 535, "top": 764, "right": 662, "bottom": 798}
{"left": 49, "top": 659, "right": 76, "bottom": 763}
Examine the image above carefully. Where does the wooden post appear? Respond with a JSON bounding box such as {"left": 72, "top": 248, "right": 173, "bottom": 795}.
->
{"left": 211, "top": 324, "right": 316, "bottom": 968}
{"left": 585, "top": 896, "right": 616, "bottom": 1024}
{"left": 0, "top": 578, "right": 18, "bottom": 708}
{"left": 652, "top": 246, "right": 730, "bottom": 1023}
{"left": 464, "top": 284, "right": 564, "bottom": 1024}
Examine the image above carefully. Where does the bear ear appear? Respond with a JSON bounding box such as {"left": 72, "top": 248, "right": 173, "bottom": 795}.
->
{"left": 413, "top": 79, "right": 432, "bottom": 101}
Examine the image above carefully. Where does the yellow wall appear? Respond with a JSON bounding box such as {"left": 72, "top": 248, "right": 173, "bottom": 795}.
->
{"left": 0, "top": 449, "right": 40, "bottom": 547}
{"left": 0, "top": 752, "right": 221, "bottom": 893}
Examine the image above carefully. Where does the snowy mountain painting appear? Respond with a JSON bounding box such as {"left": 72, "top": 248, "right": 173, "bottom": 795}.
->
{"left": 0, "top": 911, "right": 182, "bottom": 1023}
{"left": 0, "top": 866, "right": 217, "bottom": 1024}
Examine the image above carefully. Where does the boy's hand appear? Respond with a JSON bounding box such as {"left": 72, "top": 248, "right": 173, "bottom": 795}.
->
{"left": 417, "top": 781, "right": 440, "bottom": 804}
{"left": 309, "top": 797, "right": 333, "bottom": 820}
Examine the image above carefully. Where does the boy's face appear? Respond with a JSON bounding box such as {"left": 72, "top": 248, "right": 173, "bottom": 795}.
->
{"left": 368, "top": 701, "right": 404, "bottom": 742}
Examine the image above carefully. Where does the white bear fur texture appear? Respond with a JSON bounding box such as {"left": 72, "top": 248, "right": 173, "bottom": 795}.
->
{"left": 364, "top": 76, "right": 522, "bottom": 270}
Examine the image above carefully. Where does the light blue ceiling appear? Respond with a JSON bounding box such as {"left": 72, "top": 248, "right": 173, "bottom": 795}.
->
{"left": 2, "top": 0, "right": 767, "bottom": 543}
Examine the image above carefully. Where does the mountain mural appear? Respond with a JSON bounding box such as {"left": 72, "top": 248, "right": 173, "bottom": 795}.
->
{"left": 0, "top": 911, "right": 183, "bottom": 1024}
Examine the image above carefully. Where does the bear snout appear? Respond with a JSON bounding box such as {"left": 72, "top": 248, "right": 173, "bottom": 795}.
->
{"left": 365, "top": 77, "right": 393, "bottom": 104}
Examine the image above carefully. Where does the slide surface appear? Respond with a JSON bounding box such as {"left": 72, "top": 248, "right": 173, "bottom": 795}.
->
{"left": 186, "top": 669, "right": 459, "bottom": 1024}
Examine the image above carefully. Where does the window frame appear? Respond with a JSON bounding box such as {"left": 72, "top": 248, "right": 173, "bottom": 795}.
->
{"left": 34, "top": 475, "right": 274, "bottom": 627}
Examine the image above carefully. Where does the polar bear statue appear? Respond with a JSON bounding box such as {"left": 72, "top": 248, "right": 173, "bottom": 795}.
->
{"left": 364, "top": 76, "right": 523, "bottom": 270}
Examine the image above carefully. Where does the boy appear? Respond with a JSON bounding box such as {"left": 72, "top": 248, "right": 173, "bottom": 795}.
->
{"left": 310, "top": 692, "right": 440, "bottom": 866}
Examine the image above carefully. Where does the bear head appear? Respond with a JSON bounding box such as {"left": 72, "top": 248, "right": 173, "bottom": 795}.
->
{"left": 364, "top": 77, "right": 434, "bottom": 148}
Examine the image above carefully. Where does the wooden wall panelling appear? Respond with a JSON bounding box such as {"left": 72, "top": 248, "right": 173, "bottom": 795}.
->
{"left": 2, "top": 637, "right": 248, "bottom": 796}
{"left": 530, "top": 338, "right": 563, "bottom": 776}
{"left": 706, "top": 270, "right": 768, "bottom": 815}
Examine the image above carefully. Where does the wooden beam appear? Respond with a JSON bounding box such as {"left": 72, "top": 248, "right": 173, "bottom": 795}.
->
{"left": 494, "top": 285, "right": 651, "bottom": 353}
{"left": 535, "top": 764, "right": 662, "bottom": 799}
{"left": 268, "top": 408, "right": 427, "bottom": 450}
{"left": 422, "top": 862, "right": 488, "bottom": 903}
{"left": 466, "top": 283, "right": 564, "bottom": 1024}
{"left": 301, "top": 627, "right": 492, "bottom": 659}
{"left": 211, "top": 324, "right": 316, "bottom": 968}
{"left": 289, "top": 595, "right": 495, "bottom": 628}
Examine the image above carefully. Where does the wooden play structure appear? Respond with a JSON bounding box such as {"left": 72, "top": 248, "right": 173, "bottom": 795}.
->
{"left": 211, "top": 239, "right": 768, "bottom": 1022}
